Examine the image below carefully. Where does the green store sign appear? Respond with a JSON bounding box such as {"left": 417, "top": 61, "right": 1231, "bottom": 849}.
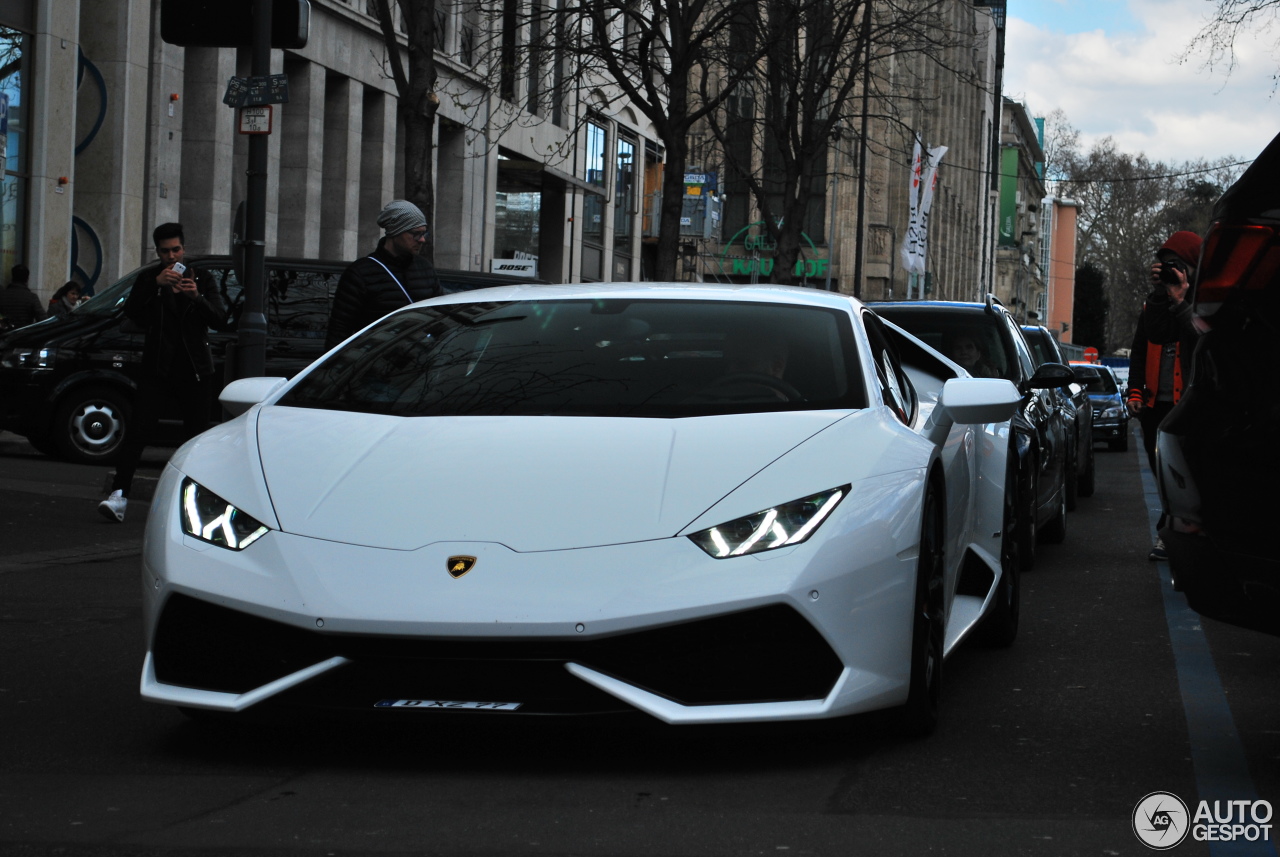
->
{"left": 716, "top": 222, "right": 829, "bottom": 279}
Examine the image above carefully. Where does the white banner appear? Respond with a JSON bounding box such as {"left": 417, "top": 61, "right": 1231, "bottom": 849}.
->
{"left": 901, "top": 141, "right": 947, "bottom": 275}
{"left": 900, "top": 136, "right": 923, "bottom": 273}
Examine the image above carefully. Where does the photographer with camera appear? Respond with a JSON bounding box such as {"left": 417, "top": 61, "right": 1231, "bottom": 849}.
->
{"left": 98, "top": 222, "right": 226, "bottom": 522}
{"left": 1126, "top": 230, "right": 1202, "bottom": 560}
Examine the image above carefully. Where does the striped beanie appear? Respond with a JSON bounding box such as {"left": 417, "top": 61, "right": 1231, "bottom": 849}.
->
{"left": 377, "top": 200, "right": 427, "bottom": 237}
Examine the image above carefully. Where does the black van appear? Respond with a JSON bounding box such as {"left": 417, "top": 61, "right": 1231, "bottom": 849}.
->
{"left": 0, "top": 256, "right": 544, "bottom": 463}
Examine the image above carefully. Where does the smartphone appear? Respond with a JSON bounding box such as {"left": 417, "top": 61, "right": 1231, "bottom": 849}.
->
{"left": 172, "top": 262, "right": 187, "bottom": 275}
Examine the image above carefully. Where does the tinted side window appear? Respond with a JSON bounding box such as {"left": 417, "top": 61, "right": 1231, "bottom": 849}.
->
{"left": 267, "top": 268, "right": 338, "bottom": 338}
{"left": 1004, "top": 314, "right": 1036, "bottom": 380}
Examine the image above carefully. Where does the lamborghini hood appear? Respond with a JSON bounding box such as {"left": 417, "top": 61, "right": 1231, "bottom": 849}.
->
{"left": 253, "top": 406, "right": 848, "bottom": 552}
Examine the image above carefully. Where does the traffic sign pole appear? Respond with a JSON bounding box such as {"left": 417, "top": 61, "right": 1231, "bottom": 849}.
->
{"left": 236, "top": 0, "right": 273, "bottom": 380}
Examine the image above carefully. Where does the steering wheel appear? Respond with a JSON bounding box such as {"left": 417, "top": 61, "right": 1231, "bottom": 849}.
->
{"left": 696, "top": 372, "right": 804, "bottom": 402}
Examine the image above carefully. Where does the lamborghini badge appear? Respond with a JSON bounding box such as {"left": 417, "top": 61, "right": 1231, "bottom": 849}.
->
{"left": 447, "top": 556, "right": 477, "bottom": 578}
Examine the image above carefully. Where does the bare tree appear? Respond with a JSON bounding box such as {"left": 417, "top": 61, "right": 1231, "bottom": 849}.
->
{"left": 1184, "top": 0, "right": 1280, "bottom": 79}
{"left": 699, "top": 0, "right": 986, "bottom": 286}
{"left": 373, "top": 0, "right": 440, "bottom": 260}
{"left": 1057, "top": 137, "right": 1245, "bottom": 350}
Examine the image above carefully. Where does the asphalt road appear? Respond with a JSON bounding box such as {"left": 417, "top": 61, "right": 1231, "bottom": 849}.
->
{"left": 1, "top": 431, "right": 1277, "bottom": 857}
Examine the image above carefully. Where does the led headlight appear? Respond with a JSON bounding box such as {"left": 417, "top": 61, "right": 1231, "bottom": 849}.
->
{"left": 180, "top": 478, "right": 269, "bottom": 550}
{"left": 689, "top": 486, "right": 848, "bottom": 558}
{"left": 1101, "top": 406, "right": 1125, "bottom": 419}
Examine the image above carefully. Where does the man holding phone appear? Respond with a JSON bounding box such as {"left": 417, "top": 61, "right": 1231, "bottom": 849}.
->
{"left": 98, "top": 222, "right": 226, "bottom": 522}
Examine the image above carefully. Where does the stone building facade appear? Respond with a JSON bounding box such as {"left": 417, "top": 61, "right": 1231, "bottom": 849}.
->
{"left": 4, "top": 0, "right": 662, "bottom": 301}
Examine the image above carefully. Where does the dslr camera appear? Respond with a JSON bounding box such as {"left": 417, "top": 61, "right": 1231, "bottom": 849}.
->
{"left": 1158, "top": 260, "right": 1187, "bottom": 286}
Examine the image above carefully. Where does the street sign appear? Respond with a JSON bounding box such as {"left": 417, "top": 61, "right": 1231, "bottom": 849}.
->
{"left": 1083, "top": 346, "right": 1099, "bottom": 363}
{"left": 224, "top": 74, "right": 290, "bottom": 108}
{"left": 238, "top": 106, "right": 273, "bottom": 135}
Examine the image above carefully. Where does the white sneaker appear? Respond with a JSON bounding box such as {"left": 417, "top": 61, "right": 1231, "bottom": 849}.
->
{"left": 98, "top": 490, "right": 127, "bottom": 523}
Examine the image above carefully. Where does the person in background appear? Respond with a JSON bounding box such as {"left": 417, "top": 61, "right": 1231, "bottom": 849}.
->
{"left": 1126, "top": 229, "right": 1202, "bottom": 561}
{"left": 942, "top": 330, "right": 1000, "bottom": 378}
{"left": 48, "top": 281, "right": 83, "bottom": 318}
{"left": 325, "top": 200, "right": 442, "bottom": 350}
{"left": 0, "top": 264, "right": 46, "bottom": 329}
{"left": 98, "top": 223, "right": 226, "bottom": 523}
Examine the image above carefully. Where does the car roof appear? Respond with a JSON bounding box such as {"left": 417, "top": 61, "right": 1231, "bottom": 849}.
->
{"left": 422, "top": 280, "right": 868, "bottom": 309}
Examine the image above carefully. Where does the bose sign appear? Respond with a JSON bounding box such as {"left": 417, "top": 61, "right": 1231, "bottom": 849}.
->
{"left": 490, "top": 259, "right": 538, "bottom": 278}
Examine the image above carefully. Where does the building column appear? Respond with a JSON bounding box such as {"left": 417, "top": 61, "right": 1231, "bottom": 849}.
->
{"left": 435, "top": 119, "right": 476, "bottom": 270}
{"left": 141, "top": 36, "right": 185, "bottom": 251}
{"left": 275, "top": 57, "right": 323, "bottom": 258}
{"left": 179, "top": 47, "right": 236, "bottom": 255}
{"left": 70, "top": 0, "right": 150, "bottom": 291}
{"left": 358, "top": 86, "right": 396, "bottom": 253}
{"left": 320, "top": 73, "right": 361, "bottom": 260}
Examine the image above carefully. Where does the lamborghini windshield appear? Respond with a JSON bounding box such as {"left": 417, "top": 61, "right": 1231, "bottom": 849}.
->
{"left": 279, "top": 298, "right": 866, "bottom": 418}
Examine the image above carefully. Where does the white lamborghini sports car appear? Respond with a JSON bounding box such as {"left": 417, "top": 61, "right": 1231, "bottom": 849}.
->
{"left": 139, "top": 283, "right": 1023, "bottom": 735}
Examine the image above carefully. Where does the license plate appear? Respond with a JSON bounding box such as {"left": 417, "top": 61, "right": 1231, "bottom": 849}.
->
{"left": 374, "top": 699, "right": 522, "bottom": 711}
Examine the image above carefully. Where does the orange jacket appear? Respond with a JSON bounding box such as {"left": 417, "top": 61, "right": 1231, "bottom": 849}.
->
{"left": 1126, "top": 339, "right": 1184, "bottom": 408}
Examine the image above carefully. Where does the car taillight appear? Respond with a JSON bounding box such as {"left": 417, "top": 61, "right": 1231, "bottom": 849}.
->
{"left": 1195, "top": 223, "right": 1280, "bottom": 316}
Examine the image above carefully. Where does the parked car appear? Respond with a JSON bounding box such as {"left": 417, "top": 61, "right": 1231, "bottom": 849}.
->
{"left": 0, "top": 256, "right": 544, "bottom": 464}
{"left": 1156, "top": 131, "right": 1280, "bottom": 636}
{"left": 1072, "top": 362, "right": 1129, "bottom": 451}
{"left": 1022, "top": 325, "right": 1097, "bottom": 509}
{"left": 140, "top": 282, "right": 1025, "bottom": 734}
{"left": 871, "top": 297, "right": 1075, "bottom": 572}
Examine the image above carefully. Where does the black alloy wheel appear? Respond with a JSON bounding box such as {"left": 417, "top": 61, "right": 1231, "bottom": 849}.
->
{"left": 899, "top": 477, "right": 945, "bottom": 737}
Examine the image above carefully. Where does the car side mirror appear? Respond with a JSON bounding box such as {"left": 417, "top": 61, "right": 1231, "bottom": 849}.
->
{"left": 1022, "top": 362, "right": 1076, "bottom": 392}
{"left": 220, "top": 376, "right": 288, "bottom": 417}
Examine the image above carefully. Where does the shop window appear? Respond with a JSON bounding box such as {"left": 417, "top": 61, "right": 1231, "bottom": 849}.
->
{"left": 0, "top": 25, "right": 27, "bottom": 279}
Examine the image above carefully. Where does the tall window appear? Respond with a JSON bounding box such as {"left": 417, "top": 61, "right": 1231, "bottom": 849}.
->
{"left": 500, "top": 0, "right": 519, "bottom": 103}
{"left": 527, "top": 2, "right": 542, "bottom": 115}
{"left": 613, "top": 135, "right": 635, "bottom": 279}
{"left": 581, "top": 120, "right": 607, "bottom": 281}
{"left": 0, "top": 26, "right": 27, "bottom": 279}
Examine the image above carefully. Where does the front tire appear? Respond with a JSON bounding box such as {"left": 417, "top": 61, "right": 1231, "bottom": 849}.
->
{"left": 1078, "top": 444, "right": 1096, "bottom": 497}
{"left": 1016, "top": 451, "right": 1038, "bottom": 572}
{"left": 1064, "top": 445, "right": 1079, "bottom": 511}
{"left": 1040, "top": 487, "right": 1067, "bottom": 544}
{"left": 52, "top": 385, "right": 132, "bottom": 465}
{"left": 898, "top": 478, "right": 945, "bottom": 737}
{"left": 978, "top": 457, "right": 1021, "bottom": 646}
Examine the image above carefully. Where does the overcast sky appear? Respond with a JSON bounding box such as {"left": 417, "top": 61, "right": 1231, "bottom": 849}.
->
{"left": 1003, "top": 0, "right": 1279, "bottom": 167}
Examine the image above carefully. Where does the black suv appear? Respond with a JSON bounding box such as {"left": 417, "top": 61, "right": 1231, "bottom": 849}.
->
{"left": 0, "top": 256, "right": 541, "bottom": 463}
{"left": 1021, "top": 324, "right": 1097, "bottom": 510}
{"left": 872, "top": 297, "right": 1075, "bottom": 571}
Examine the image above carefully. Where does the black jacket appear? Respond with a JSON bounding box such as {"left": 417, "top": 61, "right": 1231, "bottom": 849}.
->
{"left": 0, "top": 282, "right": 47, "bottom": 328}
{"left": 122, "top": 262, "right": 227, "bottom": 381}
{"left": 325, "top": 243, "right": 442, "bottom": 349}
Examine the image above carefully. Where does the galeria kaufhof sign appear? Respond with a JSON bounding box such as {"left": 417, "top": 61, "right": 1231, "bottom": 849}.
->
{"left": 716, "top": 223, "right": 830, "bottom": 279}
